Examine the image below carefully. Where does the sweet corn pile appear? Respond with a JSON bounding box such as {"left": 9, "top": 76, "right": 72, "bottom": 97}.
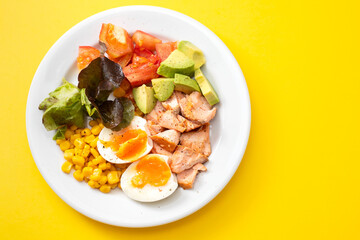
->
{"left": 57, "top": 119, "right": 128, "bottom": 193}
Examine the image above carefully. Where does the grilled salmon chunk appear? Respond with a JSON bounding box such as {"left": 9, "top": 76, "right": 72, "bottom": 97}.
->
{"left": 169, "top": 145, "right": 208, "bottom": 173}
{"left": 180, "top": 123, "right": 211, "bottom": 157}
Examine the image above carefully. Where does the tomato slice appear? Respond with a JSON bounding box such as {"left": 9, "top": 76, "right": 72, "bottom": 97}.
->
{"left": 108, "top": 53, "right": 133, "bottom": 68}
{"left": 123, "top": 61, "right": 159, "bottom": 87}
{"left": 155, "top": 42, "right": 177, "bottom": 62}
{"left": 77, "top": 46, "right": 100, "bottom": 70}
{"left": 132, "top": 30, "right": 162, "bottom": 51}
{"left": 99, "top": 23, "right": 134, "bottom": 59}
{"left": 132, "top": 46, "right": 160, "bottom": 66}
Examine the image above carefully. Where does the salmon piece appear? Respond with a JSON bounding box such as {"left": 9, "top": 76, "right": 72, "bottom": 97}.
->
{"left": 145, "top": 101, "right": 166, "bottom": 124}
{"left": 151, "top": 142, "right": 172, "bottom": 157}
{"left": 177, "top": 163, "right": 207, "bottom": 189}
{"left": 180, "top": 123, "right": 211, "bottom": 157}
{"left": 161, "top": 93, "right": 180, "bottom": 114}
{"left": 146, "top": 120, "right": 165, "bottom": 136}
{"left": 177, "top": 91, "right": 216, "bottom": 124}
{"left": 158, "top": 110, "right": 186, "bottom": 132}
{"left": 150, "top": 129, "right": 180, "bottom": 152}
{"left": 177, "top": 115, "right": 202, "bottom": 132}
{"left": 169, "top": 145, "right": 208, "bottom": 173}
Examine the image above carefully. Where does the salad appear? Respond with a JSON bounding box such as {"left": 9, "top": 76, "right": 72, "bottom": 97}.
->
{"left": 39, "top": 23, "right": 219, "bottom": 202}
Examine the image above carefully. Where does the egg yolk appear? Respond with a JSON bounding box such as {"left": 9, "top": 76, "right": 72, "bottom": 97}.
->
{"left": 102, "top": 129, "right": 148, "bottom": 162}
{"left": 131, "top": 155, "right": 171, "bottom": 188}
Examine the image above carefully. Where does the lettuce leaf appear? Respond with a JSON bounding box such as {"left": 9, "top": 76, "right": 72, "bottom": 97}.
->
{"left": 53, "top": 126, "right": 67, "bottom": 140}
{"left": 113, "top": 98, "right": 134, "bottom": 131}
{"left": 80, "top": 88, "right": 97, "bottom": 117}
{"left": 78, "top": 56, "right": 134, "bottom": 130}
{"left": 39, "top": 79, "right": 85, "bottom": 131}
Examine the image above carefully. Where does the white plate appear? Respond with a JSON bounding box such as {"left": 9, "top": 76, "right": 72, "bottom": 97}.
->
{"left": 26, "top": 6, "right": 251, "bottom": 227}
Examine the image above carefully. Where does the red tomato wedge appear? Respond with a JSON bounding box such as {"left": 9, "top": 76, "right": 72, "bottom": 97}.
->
{"left": 132, "top": 46, "right": 160, "bottom": 65}
{"left": 108, "top": 53, "right": 133, "bottom": 68}
{"left": 155, "top": 42, "right": 177, "bottom": 62}
{"left": 77, "top": 46, "right": 100, "bottom": 70}
{"left": 132, "top": 30, "right": 162, "bottom": 51}
{"left": 99, "top": 23, "right": 134, "bottom": 59}
{"left": 123, "top": 61, "right": 160, "bottom": 87}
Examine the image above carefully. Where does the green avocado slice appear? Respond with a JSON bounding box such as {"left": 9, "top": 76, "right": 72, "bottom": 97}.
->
{"left": 178, "top": 41, "right": 206, "bottom": 69}
{"left": 194, "top": 69, "right": 219, "bottom": 106}
{"left": 174, "top": 73, "right": 200, "bottom": 94}
{"left": 133, "top": 85, "right": 157, "bottom": 114}
{"left": 157, "top": 50, "right": 195, "bottom": 78}
{"left": 152, "top": 78, "right": 175, "bottom": 101}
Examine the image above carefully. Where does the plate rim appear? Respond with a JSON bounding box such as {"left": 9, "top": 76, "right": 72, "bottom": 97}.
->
{"left": 26, "top": 5, "right": 251, "bottom": 228}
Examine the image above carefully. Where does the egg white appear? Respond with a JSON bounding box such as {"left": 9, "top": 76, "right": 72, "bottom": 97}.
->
{"left": 121, "top": 154, "right": 178, "bottom": 202}
{"left": 97, "top": 116, "right": 153, "bottom": 164}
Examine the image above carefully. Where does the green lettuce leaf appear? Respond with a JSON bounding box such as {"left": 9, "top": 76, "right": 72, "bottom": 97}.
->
{"left": 80, "top": 88, "right": 97, "bottom": 117}
{"left": 53, "top": 126, "right": 67, "bottom": 140}
{"left": 39, "top": 79, "right": 85, "bottom": 131}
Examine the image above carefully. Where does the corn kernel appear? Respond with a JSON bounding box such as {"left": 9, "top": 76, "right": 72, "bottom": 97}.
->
{"left": 75, "top": 165, "right": 83, "bottom": 171}
{"left": 90, "top": 137, "right": 99, "bottom": 148}
{"left": 84, "top": 135, "right": 95, "bottom": 143}
{"left": 81, "top": 128, "right": 91, "bottom": 136}
{"left": 91, "top": 125, "right": 102, "bottom": 135}
{"left": 98, "top": 175, "right": 108, "bottom": 185}
{"left": 90, "top": 148, "right": 99, "bottom": 158}
{"left": 75, "top": 129, "right": 82, "bottom": 134}
{"left": 82, "top": 167, "right": 93, "bottom": 177}
{"left": 87, "top": 161, "right": 95, "bottom": 168}
{"left": 59, "top": 140, "right": 71, "bottom": 151}
{"left": 109, "top": 163, "right": 116, "bottom": 171}
{"left": 117, "top": 170, "right": 123, "bottom": 178}
{"left": 100, "top": 184, "right": 111, "bottom": 193}
{"left": 107, "top": 171, "right": 120, "bottom": 184}
{"left": 73, "top": 170, "right": 84, "bottom": 181}
{"left": 74, "top": 138, "right": 85, "bottom": 149}
{"left": 56, "top": 139, "right": 65, "bottom": 145}
{"left": 75, "top": 148, "right": 83, "bottom": 156}
{"left": 72, "top": 156, "right": 85, "bottom": 167}
{"left": 81, "top": 148, "right": 90, "bottom": 158}
{"left": 64, "top": 129, "right": 73, "bottom": 139}
{"left": 89, "top": 120, "right": 98, "bottom": 127}
{"left": 70, "top": 134, "right": 81, "bottom": 144}
{"left": 90, "top": 168, "right": 102, "bottom": 181}
{"left": 88, "top": 180, "right": 100, "bottom": 189}
{"left": 92, "top": 156, "right": 105, "bottom": 165}
{"left": 64, "top": 150, "right": 74, "bottom": 161}
{"left": 98, "top": 162, "right": 107, "bottom": 170}
{"left": 61, "top": 161, "right": 73, "bottom": 173}
{"left": 98, "top": 123, "right": 104, "bottom": 129}
{"left": 113, "top": 87, "right": 126, "bottom": 98}
{"left": 70, "top": 125, "right": 78, "bottom": 131}
{"left": 110, "top": 183, "right": 118, "bottom": 189}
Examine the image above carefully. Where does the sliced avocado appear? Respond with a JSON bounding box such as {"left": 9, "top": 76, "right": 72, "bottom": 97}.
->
{"left": 178, "top": 41, "right": 206, "bottom": 69}
{"left": 157, "top": 50, "right": 195, "bottom": 78}
{"left": 152, "top": 78, "right": 175, "bottom": 101}
{"left": 194, "top": 69, "right": 219, "bottom": 106}
{"left": 174, "top": 73, "right": 200, "bottom": 94}
{"left": 133, "top": 84, "right": 157, "bottom": 114}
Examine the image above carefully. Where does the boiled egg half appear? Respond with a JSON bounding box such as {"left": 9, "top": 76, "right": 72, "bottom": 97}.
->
{"left": 121, "top": 154, "right": 178, "bottom": 202}
{"left": 97, "top": 116, "right": 153, "bottom": 164}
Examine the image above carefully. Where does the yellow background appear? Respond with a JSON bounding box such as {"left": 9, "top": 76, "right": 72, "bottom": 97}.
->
{"left": 1, "top": 0, "right": 359, "bottom": 239}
